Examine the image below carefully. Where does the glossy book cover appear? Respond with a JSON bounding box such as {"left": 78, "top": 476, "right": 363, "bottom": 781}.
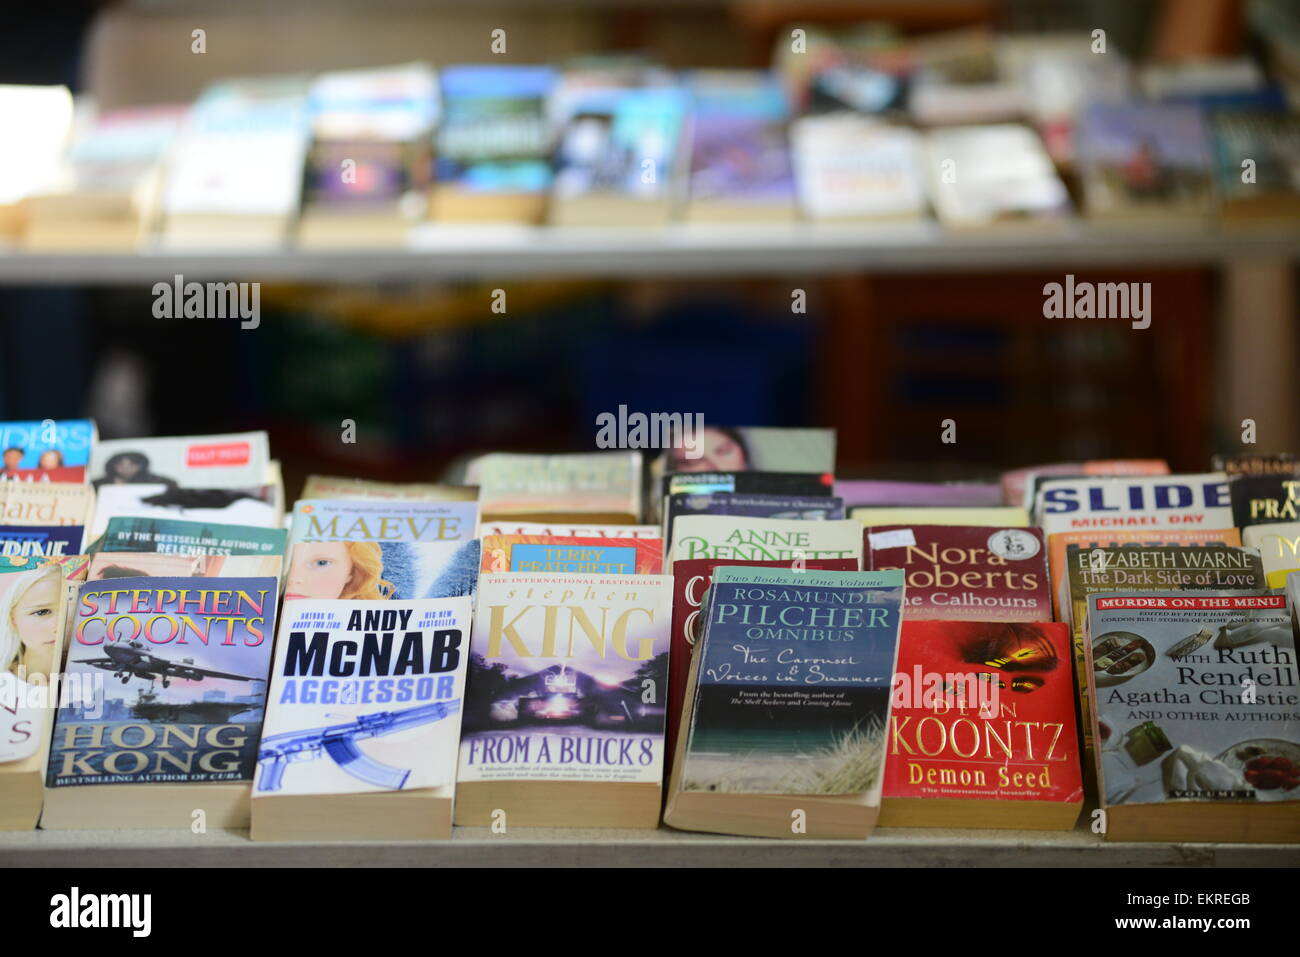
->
{"left": 256, "top": 597, "right": 472, "bottom": 796}
{"left": 681, "top": 567, "right": 903, "bottom": 795}
{"left": 866, "top": 525, "right": 1050, "bottom": 621}
{"left": 1087, "top": 593, "right": 1299, "bottom": 808}
{"left": 290, "top": 499, "right": 478, "bottom": 544}
{"left": 480, "top": 534, "right": 662, "bottom": 575}
{"left": 884, "top": 620, "right": 1082, "bottom": 804}
{"left": 286, "top": 540, "right": 480, "bottom": 601}
{"left": 459, "top": 572, "right": 673, "bottom": 785}
{"left": 48, "top": 576, "right": 278, "bottom": 787}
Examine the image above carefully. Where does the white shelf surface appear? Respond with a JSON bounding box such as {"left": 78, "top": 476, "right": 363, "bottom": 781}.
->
{"left": 2, "top": 223, "right": 1298, "bottom": 283}
{"left": 3, "top": 823, "right": 1296, "bottom": 867}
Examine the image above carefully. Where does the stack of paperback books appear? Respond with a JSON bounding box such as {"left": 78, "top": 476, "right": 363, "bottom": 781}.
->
{"left": 1, "top": 420, "right": 1295, "bottom": 845}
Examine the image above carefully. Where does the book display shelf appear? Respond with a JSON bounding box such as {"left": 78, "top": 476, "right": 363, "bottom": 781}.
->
{"left": 4, "top": 822, "right": 1296, "bottom": 868}
{"left": 4, "top": 0, "right": 1300, "bottom": 873}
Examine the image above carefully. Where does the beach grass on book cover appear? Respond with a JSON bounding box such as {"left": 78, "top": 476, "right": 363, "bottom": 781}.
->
{"left": 47, "top": 576, "right": 278, "bottom": 788}
{"left": 682, "top": 567, "right": 903, "bottom": 796}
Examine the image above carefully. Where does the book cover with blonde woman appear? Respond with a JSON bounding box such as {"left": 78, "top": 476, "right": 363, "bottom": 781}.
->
{"left": 0, "top": 561, "right": 66, "bottom": 763}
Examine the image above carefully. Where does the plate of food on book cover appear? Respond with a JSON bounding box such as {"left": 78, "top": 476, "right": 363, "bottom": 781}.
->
{"left": 1092, "top": 631, "right": 1156, "bottom": 686}
{"left": 1216, "top": 738, "right": 1300, "bottom": 798}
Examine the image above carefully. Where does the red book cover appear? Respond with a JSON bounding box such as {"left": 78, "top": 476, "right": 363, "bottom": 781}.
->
{"left": 882, "top": 620, "right": 1082, "bottom": 823}
{"left": 664, "top": 555, "right": 857, "bottom": 777}
{"left": 866, "top": 524, "right": 1051, "bottom": 621}
{"left": 479, "top": 534, "right": 663, "bottom": 574}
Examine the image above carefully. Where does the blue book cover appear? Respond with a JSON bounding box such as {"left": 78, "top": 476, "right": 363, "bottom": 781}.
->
{"left": 286, "top": 539, "right": 480, "bottom": 601}
{"left": 508, "top": 542, "right": 637, "bottom": 574}
{"left": 48, "top": 576, "right": 279, "bottom": 787}
{"left": 0, "top": 524, "right": 85, "bottom": 557}
{"left": 681, "top": 567, "right": 903, "bottom": 795}
{"left": 290, "top": 499, "right": 478, "bottom": 543}
{"left": 0, "top": 419, "right": 96, "bottom": 481}
{"left": 436, "top": 65, "right": 556, "bottom": 192}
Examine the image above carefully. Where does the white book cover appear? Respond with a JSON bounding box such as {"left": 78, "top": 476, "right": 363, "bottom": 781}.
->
{"left": 480, "top": 522, "right": 659, "bottom": 538}
{"left": 308, "top": 62, "right": 439, "bottom": 141}
{"left": 255, "top": 597, "right": 472, "bottom": 796}
{"left": 925, "top": 124, "right": 1071, "bottom": 227}
{"left": 458, "top": 572, "right": 672, "bottom": 785}
{"left": 667, "top": 515, "right": 862, "bottom": 569}
{"left": 0, "top": 85, "right": 74, "bottom": 204}
{"left": 90, "top": 484, "right": 279, "bottom": 539}
{"left": 290, "top": 499, "right": 479, "bottom": 544}
{"left": 91, "top": 431, "right": 270, "bottom": 490}
{"left": 792, "top": 113, "right": 926, "bottom": 220}
{"left": 163, "top": 78, "right": 310, "bottom": 217}
{"left": 1036, "top": 473, "right": 1232, "bottom": 538}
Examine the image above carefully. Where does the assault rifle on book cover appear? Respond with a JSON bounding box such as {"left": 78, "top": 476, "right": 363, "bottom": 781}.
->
{"left": 257, "top": 700, "right": 460, "bottom": 792}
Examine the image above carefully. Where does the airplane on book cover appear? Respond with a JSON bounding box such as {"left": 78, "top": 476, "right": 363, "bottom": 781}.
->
{"left": 77, "top": 640, "right": 264, "bottom": 688}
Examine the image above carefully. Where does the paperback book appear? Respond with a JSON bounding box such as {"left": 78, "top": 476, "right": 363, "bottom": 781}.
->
{"left": 667, "top": 515, "right": 862, "bottom": 569}
{"left": 880, "top": 619, "right": 1082, "bottom": 829}
{"left": 683, "top": 70, "right": 797, "bottom": 223}
{"left": 1076, "top": 102, "right": 1215, "bottom": 222}
{"left": 91, "top": 431, "right": 271, "bottom": 490}
{"left": 1034, "top": 472, "right": 1231, "bottom": 537}
{"left": 251, "top": 596, "right": 472, "bottom": 840}
{"left": 289, "top": 499, "right": 478, "bottom": 544}
{"left": 1228, "top": 471, "right": 1300, "bottom": 528}
{"left": 96, "top": 517, "right": 287, "bottom": 557}
{"left": 1087, "top": 593, "right": 1300, "bottom": 842}
{"left": 1242, "top": 523, "right": 1300, "bottom": 588}
{"left": 285, "top": 540, "right": 480, "bottom": 601}
{"left": 665, "top": 556, "right": 858, "bottom": 777}
{"left": 90, "top": 484, "right": 278, "bottom": 540}
{"left": 300, "top": 475, "right": 479, "bottom": 502}
{"left": 42, "top": 576, "right": 279, "bottom": 829}
{"left": 468, "top": 451, "right": 642, "bottom": 524}
{"left": 0, "top": 525, "right": 84, "bottom": 558}
{"left": 791, "top": 113, "right": 926, "bottom": 221}
{"left": 1000, "top": 459, "right": 1169, "bottom": 511}
{"left": 0, "top": 419, "right": 96, "bottom": 482}
{"left": 481, "top": 522, "right": 659, "bottom": 538}
{"left": 432, "top": 65, "right": 556, "bottom": 223}
{"left": 865, "top": 524, "right": 1051, "bottom": 621}
{"left": 0, "top": 561, "right": 68, "bottom": 828}
{"left": 87, "top": 552, "right": 281, "bottom": 582}
{"left": 456, "top": 571, "right": 673, "bottom": 828}
{"left": 0, "top": 482, "right": 93, "bottom": 532}
{"left": 663, "top": 492, "right": 845, "bottom": 549}
{"left": 479, "top": 534, "right": 661, "bottom": 574}
{"left": 665, "top": 567, "right": 904, "bottom": 839}
{"left": 657, "top": 425, "right": 836, "bottom": 477}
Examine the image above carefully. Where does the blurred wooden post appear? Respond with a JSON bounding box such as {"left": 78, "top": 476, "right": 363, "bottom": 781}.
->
{"left": 1151, "top": 0, "right": 1245, "bottom": 58}
{"left": 1220, "top": 262, "right": 1299, "bottom": 453}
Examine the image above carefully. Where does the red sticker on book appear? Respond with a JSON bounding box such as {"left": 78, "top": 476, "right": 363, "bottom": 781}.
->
{"left": 186, "top": 442, "right": 251, "bottom": 467}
